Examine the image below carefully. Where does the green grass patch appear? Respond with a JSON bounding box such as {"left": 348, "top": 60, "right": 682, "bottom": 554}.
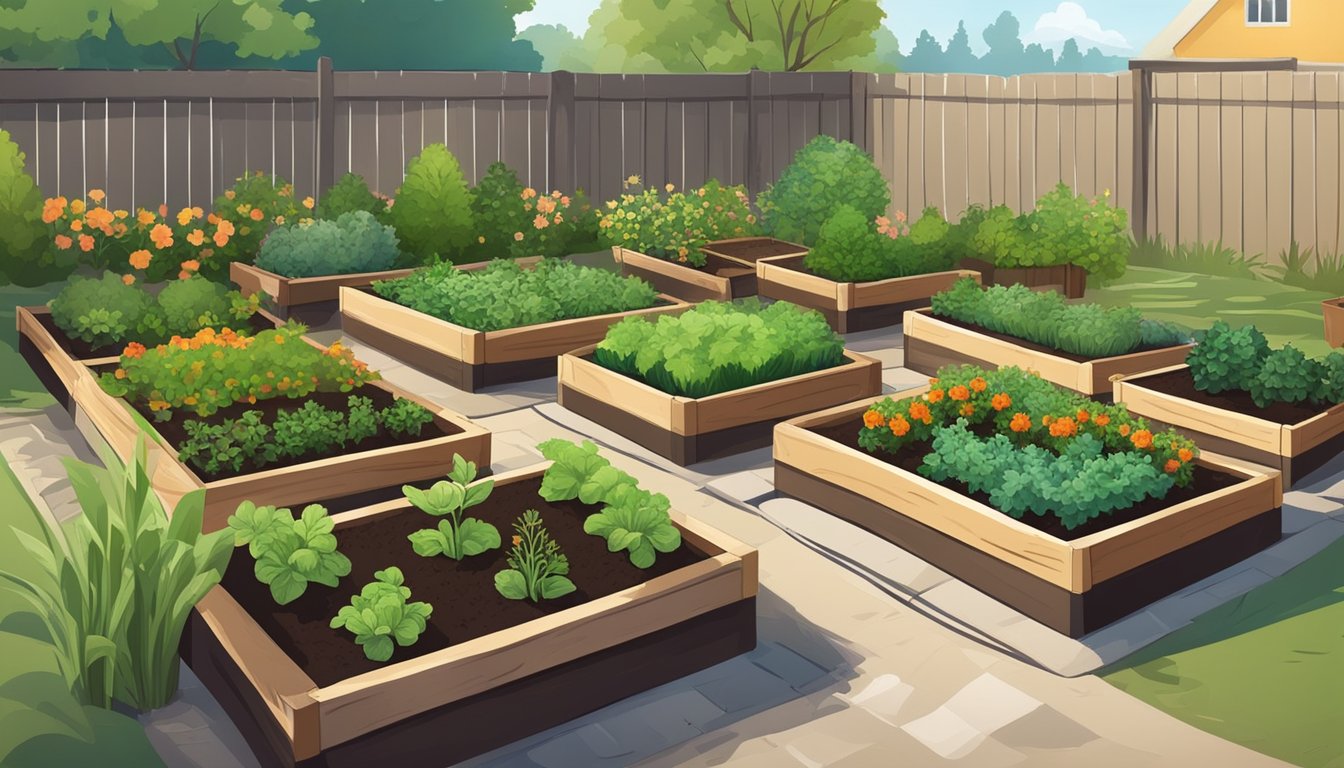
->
{"left": 0, "top": 282, "right": 65, "bottom": 410}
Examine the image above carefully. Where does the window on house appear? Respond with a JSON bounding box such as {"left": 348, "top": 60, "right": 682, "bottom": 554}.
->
{"left": 1247, "top": 0, "right": 1290, "bottom": 25}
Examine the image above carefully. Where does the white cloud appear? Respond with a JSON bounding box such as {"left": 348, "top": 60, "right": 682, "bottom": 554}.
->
{"left": 515, "top": 0, "right": 602, "bottom": 33}
{"left": 1024, "top": 2, "right": 1133, "bottom": 53}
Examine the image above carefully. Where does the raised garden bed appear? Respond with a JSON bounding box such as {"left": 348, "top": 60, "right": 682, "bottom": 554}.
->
{"left": 958, "top": 257, "right": 1088, "bottom": 299}
{"left": 1115, "top": 364, "right": 1344, "bottom": 488}
{"left": 1323, "top": 297, "right": 1344, "bottom": 347}
{"left": 773, "top": 382, "right": 1282, "bottom": 637}
{"left": 231, "top": 261, "right": 415, "bottom": 326}
{"left": 612, "top": 237, "right": 807, "bottom": 301}
{"left": 183, "top": 464, "right": 758, "bottom": 767}
{"left": 904, "top": 310, "right": 1193, "bottom": 397}
{"left": 559, "top": 345, "right": 880, "bottom": 465}
{"left": 756, "top": 255, "right": 979, "bottom": 334}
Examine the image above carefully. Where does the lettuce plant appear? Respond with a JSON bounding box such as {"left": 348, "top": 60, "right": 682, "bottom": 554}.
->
{"left": 495, "top": 510, "right": 576, "bottom": 602}
{"left": 330, "top": 567, "right": 432, "bottom": 662}
{"left": 1248, "top": 345, "right": 1323, "bottom": 408}
{"left": 405, "top": 455, "right": 500, "bottom": 560}
{"left": 256, "top": 211, "right": 401, "bottom": 278}
{"left": 50, "top": 272, "right": 259, "bottom": 350}
{"left": 758, "top": 135, "right": 889, "bottom": 247}
{"left": 227, "top": 503, "right": 352, "bottom": 605}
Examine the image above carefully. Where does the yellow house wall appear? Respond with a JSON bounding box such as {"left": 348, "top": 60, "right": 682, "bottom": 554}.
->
{"left": 1174, "top": 0, "right": 1344, "bottom": 61}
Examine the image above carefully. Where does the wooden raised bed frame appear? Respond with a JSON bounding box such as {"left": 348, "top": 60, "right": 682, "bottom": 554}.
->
{"left": 230, "top": 261, "right": 415, "bottom": 325}
{"left": 340, "top": 282, "right": 690, "bottom": 393}
{"left": 773, "top": 394, "right": 1282, "bottom": 637}
{"left": 904, "top": 310, "right": 1194, "bottom": 397}
{"left": 958, "top": 257, "right": 1088, "bottom": 299}
{"left": 1116, "top": 364, "right": 1344, "bottom": 488}
{"left": 557, "top": 345, "right": 881, "bottom": 465}
{"left": 611, "top": 246, "right": 751, "bottom": 302}
{"left": 1323, "top": 298, "right": 1344, "bottom": 348}
{"left": 755, "top": 255, "right": 981, "bottom": 334}
{"left": 183, "top": 464, "right": 758, "bottom": 767}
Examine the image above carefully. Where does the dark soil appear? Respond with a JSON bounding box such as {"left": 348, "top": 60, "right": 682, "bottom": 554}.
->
{"left": 702, "top": 238, "right": 807, "bottom": 264}
{"left": 808, "top": 420, "right": 1241, "bottom": 541}
{"left": 919, "top": 309, "right": 1183, "bottom": 363}
{"left": 220, "top": 476, "right": 709, "bottom": 686}
{"left": 1131, "top": 367, "right": 1329, "bottom": 426}
{"left": 37, "top": 311, "right": 277, "bottom": 360}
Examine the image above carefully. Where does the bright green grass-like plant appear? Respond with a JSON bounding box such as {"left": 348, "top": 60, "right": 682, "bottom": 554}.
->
{"left": 1128, "top": 235, "right": 1267, "bottom": 280}
{"left": 371, "top": 257, "right": 659, "bottom": 332}
{"left": 494, "top": 510, "right": 576, "bottom": 603}
{"left": 405, "top": 455, "right": 500, "bottom": 560}
{"left": 0, "top": 438, "right": 232, "bottom": 711}
{"left": 227, "top": 503, "right": 352, "bottom": 605}
{"left": 595, "top": 298, "right": 844, "bottom": 398}
{"left": 330, "top": 567, "right": 432, "bottom": 662}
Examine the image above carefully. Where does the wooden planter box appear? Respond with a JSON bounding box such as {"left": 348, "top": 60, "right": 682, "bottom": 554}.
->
{"left": 230, "top": 261, "right": 415, "bottom": 326}
{"left": 183, "top": 464, "right": 758, "bottom": 767}
{"left": 1323, "top": 298, "right": 1344, "bottom": 348}
{"left": 557, "top": 346, "right": 882, "bottom": 465}
{"left": 755, "top": 255, "right": 980, "bottom": 334}
{"left": 611, "top": 246, "right": 753, "bottom": 302}
{"left": 773, "top": 397, "right": 1282, "bottom": 637}
{"left": 904, "top": 310, "right": 1194, "bottom": 397}
{"left": 1116, "top": 364, "right": 1344, "bottom": 488}
{"left": 340, "top": 284, "right": 690, "bottom": 393}
{"left": 958, "top": 257, "right": 1088, "bottom": 299}
{"left": 64, "top": 345, "right": 490, "bottom": 533}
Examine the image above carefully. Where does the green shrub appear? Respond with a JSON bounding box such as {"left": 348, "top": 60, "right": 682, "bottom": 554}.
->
{"left": 468, "top": 162, "right": 527, "bottom": 258}
{"left": 598, "top": 179, "right": 757, "bottom": 267}
{"left": 50, "top": 272, "right": 259, "bottom": 350}
{"left": 156, "top": 275, "right": 245, "bottom": 332}
{"left": 971, "top": 185, "right": 1129, "bottom": 280}
{"left": 316, "top": 172, "right": 389, "bottom": 222}
{"left": 1187, "top": 322, "right": 1270, "bottom": 394}
{"left": 1320, "top": 352, "right": 1344, "bottom": 404}
{"left": 210, "top": 172, "right": 303, "bottom": 277}
{"left": 1248, "top": 345, "right": 1323, "bottom": 408}
{"left": 390, "top": 144, "right": 475, "bottom": 264}
{"left": 595, "top": 299, "right": 844, "bottom": 398}
{"left": 0, "top": 129, "right": 75, "bottom": 286}
{"left": 256, "top": 210, "right": 401, "bottom": 278}
{"left": 372, "top": 258, "right": 659, "bottom": 332}
{"left": 804, "top": 205, "right": 955, "bottom": 283}
{"left": 758, "top": 135, "right": 889, "bottom": 247}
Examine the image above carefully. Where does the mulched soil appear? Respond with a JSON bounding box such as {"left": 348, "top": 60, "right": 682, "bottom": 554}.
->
{"left": 702, "top": 238, "right": 807, "bottom": 263}
{"left": 919, "top": 309, "right": 1184, "bottom": 363}
{"left": 37, "top": 311, "right": 277, "bottom": 360}
{"left": 221, "top": 476, "right": 709, "bottom": 686}
{"left": 1131, "top": 367, "right": 1328, "bottom": 426}
{"left": 809, "top": 420, "right": 1241, "bottom": 542}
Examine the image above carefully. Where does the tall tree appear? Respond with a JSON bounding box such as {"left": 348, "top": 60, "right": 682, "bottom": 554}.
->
{"left": 900, "top": 29, "right": 944, "bottom": 73}
{"left": 1023, "top": 42, "right": 1055, "bottom": 73}
{"left": 978, "top": 11, "right": 1025, "bottom": 76}
{"left": 1054, "top": 38, "right": 1083, "bottom": 72}
{"left": 941, "top": 20, "right": 979, "bottom": 73}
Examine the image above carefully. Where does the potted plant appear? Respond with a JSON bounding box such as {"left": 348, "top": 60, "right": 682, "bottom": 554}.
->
{"left": 558, "top": 299, "right": 881, "bottom": 465}
{"left": 604, "top": 179, "right": 763, "bottom": 301}
{"left": 774, "top": 364, "right": 1281, "bottom": 637}
{"left": 904, "top": 279, "right": 1194, "bottom": 397}
{"left": 1322, "top": 296, "right": 1344, "bottom": 347}
{"left": 756, "top": 205, "right": 980, "bottom": 333}
{"left": 78, "top": 324, "right": 489, "bottom": 530}
{"left": 340, "top": 258, "right": 689, "bottom": 392}
{"left": 184, "top": 443, "right": 757, "bottom": 767}
{"left": 1115, "top": 321, "right": 1344, "bottom": 487}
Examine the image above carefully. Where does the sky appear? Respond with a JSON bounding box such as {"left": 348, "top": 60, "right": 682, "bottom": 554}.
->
{"left": 515, "top": 0, "right": 1192, "bottom": 56}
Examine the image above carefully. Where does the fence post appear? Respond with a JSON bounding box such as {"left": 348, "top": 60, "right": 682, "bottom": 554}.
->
{"left": 746, "top": 69, "right": 770, "bottom": 196}
{"left": 849, "top": 71, "right": 869, "bottom": 152}
{"left": 1129, "top": 62, "right": 1151, "bottom": 242}
{"left": 548, "top": 70, "right": 576, "bottom": 194}
{"left": 316, "top": 56, "right": 335, "bottom": 200}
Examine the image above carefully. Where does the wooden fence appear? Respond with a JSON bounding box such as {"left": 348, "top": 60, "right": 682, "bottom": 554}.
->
{"left": 2, "top": 60, "right": 1342, "bottom": 262}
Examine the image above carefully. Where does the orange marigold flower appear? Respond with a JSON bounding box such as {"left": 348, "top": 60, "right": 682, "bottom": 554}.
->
{"left": 54, "top": 234, "right": 73, "bottom": 250}
{"left": 121, "top": 274, "right": 135, "bottom": 286}
{"left": 1094, "top": 413, "right": 1110, "bottom": 427}
{"left": 128, "top": 249, "right": 152, "bottom": 270}
{"left": 137, "top": 209, "right": 156, "bottom": 226}
{"left": 85, "top": 207, "right": 114, "bottom": 229}
{"left": 927, "top": 389, "right": 945, "bottom": 403}
{"left": 949, "top": 385, "right": 970, "bottom": 401}
{"left": 42, "top": 198, "right": 66, "bottom": 224}
{"left": 512, "top": 535, "right": 522, "bottom": 547}
{"left": 1076, "top": 409, "right": 1090, "bottom": 423}
{"left": 1118, "top": 423, "right": 1131, "bottom": 437}
{"left": 177, "top": 207, "right": 195, "bottom": 226}
{"left": 123, "top": 342, "right": 146, "bottom": 359}
{"left": 1131, "top": 429, "right": 1154, "bottom": 450}
{"left": 181, "top": 259, "right": 200, "bottom": 272}
{"left": 991, "top": 393, "right": 1012, "bottom": 411}
{"left": 960, "top": 403, "right": 975, "bottom": 417}
{"left": 87, "top": 189, "right": 105, "bottom": 203}
{"left": 513, "top": 232, "right": 525, "bottom": 241}
{"left": 78, "top": 234, "right": 95, "bottom": 252}
{"left": 114, "top": 368, "right": 126, "bottom": 379}
{"left": 889, "top": 415, "right": 911, "bottom": 437}
{"left": 114, "top": 209, "right": 128, "bottom": 220}
{"left": 150, "top": 223, "right": 174, "bottom": 249}
{"left": 69, "top": 198, "right": 86, "bottom": 215}
{"left": 533, "top": 214, "right": 550, "bottom": 229}
{"left": 909, "top": 402, "right": 933, "bottom": 424}
{"left": 302, "top": 196, "right": 315, "bottom": 210}
{"left": 862, "top": 409, "right": 885, "bottom": 429}
{"left": 187, "top": 229, "right": 206, "bottom": 246}
{"left": 1178, "top": 448, "right": 1194, "bottom": 463}
{"left": 217, "top": 219, "right": 235, "bottom": 237}
{"left": 1042, "top": 415, "right": 1054, "bottom": 426}
{"left": 69, "top": 218, "right": 83, "bottom": 232}
{"left": 177, "top": 271, "right": 190, "bottom": 280}
{"left": 1049, "top": 417, "right": 1078, "bottom": 438}
{"left": 249, "top": 207, "right": 265, "bottom": 221}
{"left": 928, "top": 378, "right": 940, "bottom": 386}
{"left": 1164, "top": 459, "right": 1181, "bottom": 474}
{"left": 969, "top": 377, "right": 988, "bottom": 393}
{"left": 1009, "top": 413, "right": 1032, "bottom": 433}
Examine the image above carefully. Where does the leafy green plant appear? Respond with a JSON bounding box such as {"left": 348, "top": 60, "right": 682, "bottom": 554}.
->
{"left": 803, "top": 205, "right": 957, "bottom": 283}
{"left": 595, "top": 298, "right": 844, "bottom": 398}
{"left": 0, "top": 438, "right": 232, "bottom": 712}
{"left": 226, "top": 503, "right": 352, "bottom": 605}
{"left": 469, "top": 161, "right": 528, "bottom": 257}
{"left": 390, "top": 143, "right": 475, "bottom": 264}
{"left": 0, "top": 128, "right": 75, "bottom": 286}
{"left": 49, "top": 272, "right": 259, "bottom": 351}
{"left": 494, "top": 510, "right": 576, "bottom": 602}
{"left": 316, "top": 172, "right": 391, "bottom": 223}
{"left": 598, "top": 179, "right": 757, "bottom": 267}
{"left": 405, "top": 455, "right": 500, "bottom": 560}
{"left": 537, "top": 439, "right": 682, "bottom": 568}
{"left": 256, "top": 210, "right": 402, "bottom": 278}
{"left": 972, "top": 185, "right": 1129, "bottom": 280}
{"left": 1321, "top": 351, "right": 1344, "bottom": 404}
{"left": 372, "top": 257, "right": 659, "bottom": 332}
{"left": 157, "top": 275, "right": 258, "bottom": 331}
{"left": 1187, "top": 322, "right": 1270, "bottom": 394}
{"left": 329, "top": 567, "right": 432, "bottom": 662}
{"left": 1248, "top": 345, "right": 1323, "bottom": 408}
{"left": 758, "top": 135, "right": 889, "bottom": 247}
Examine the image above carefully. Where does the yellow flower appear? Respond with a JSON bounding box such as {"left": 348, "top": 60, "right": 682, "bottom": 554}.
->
{"left": 605, "top": 200, "right": 618, "bottom": 210}
{"left": 69, "top": 198, "right": 86, "bottom": 215}
{"left": 177, "top": 207, "right": 195, "bottom": 226}
{"left": 114, "top": 209, "right": 129, "bottom": 220}
{"left": 624, "top": 174, "right": 641, "bottom": 187}
{"left": 302, "top": 196, "right": 315, "bottom": 210}
{"left": 664, "top": 182, "right": 675, "bottom": 193}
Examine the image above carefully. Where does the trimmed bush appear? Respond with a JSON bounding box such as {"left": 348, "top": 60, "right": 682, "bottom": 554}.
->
{"left": 758, "top": 135, "right": 889, "bottom": 247}
{"left": 803, "top": 205, "right": 956, "bottom": 283}
{"left": 316, "top": 172, "right": 390, "bottom": 223}
{"left": 971, "top": 184, "right": 1129, "bottom": 280}
{"left": 256, "top": 210, "right": 401, "bottom": 278}
{"left": 0, "top": 129, "right": 75, "bottom": 286}
{"left": 390, "top": 144, "right": 475, "bottom": 264}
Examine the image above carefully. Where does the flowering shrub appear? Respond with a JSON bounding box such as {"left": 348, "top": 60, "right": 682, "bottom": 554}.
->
{"left": 256, "top": 211, "right": 401, "bottom": 278}
{"left": 49, "top": 272, "right": 259, "bottom": 350}
{"left": 803, "top": 205, "right": 957, "bottom": 282}
{"left": 0, "top": 129, "right": 73, "bottom": 286}
{"left": 598, "top": 177, "right": 756, "bottom": 268}
{"left": 1188, "top": 321, "right": 1344, "bottom": 408}
{"left": 857, "top": 365, "right": 1200, "bottom": 529}
{"left": 758, "top": 135, "right": 889, "bottom": 247}
{"left": 98, "top": 328, "right": 379, "bottom": 419}
{"left": 971, "top": 184, "right": 1129, "bottom": 280}
{"left": 468, "top": 162, "right": 597, "bottom": 260}
{"left": 390, "top": 144, "right": 475, "bottom": 264}
{"left": 210, "top": 172, "right": 304, "bottom": 277}
{"left": 315, "top": 172, "right": 392, "bottom": 223}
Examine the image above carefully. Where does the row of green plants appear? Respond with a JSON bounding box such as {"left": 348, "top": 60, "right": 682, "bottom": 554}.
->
{"left": 226, "top": 443, "right": 682, "bottom": 661}
{"left": 930, "top": 278, "right": 1188, "bottom": 358}
{"left": 594, "top": 299, "right": 845, "bottom": 398}
{"left": 859, "top": 365, "right": 1200, "bottom": 530}
{"left": 1187, "top": 322, "right": 1344, "bottom": 408}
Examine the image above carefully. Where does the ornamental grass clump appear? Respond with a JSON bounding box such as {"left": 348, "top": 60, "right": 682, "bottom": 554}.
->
{"left": 930, "top": 279, "right": 1189, "bottom": 358}
{"left": 371, "top": 257, "right": 659, "bottom": 332}
{"left": 598, "top": 178, "right": 757, "bottom": 267}
{"left": 858, "top": 365, "right": 1200, "bottom": 530}
{"left": 1187, "top": 321, "right": 1344, "bottom": 408}
{"left": 595, "top": 298, "right": 845, "bottom": 398}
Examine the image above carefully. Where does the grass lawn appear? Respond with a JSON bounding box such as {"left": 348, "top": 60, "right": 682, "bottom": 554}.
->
{"left": 1103, "top": 536, "right": 1344, "bottom": 768}
{"left": 1088, "top": 266, "right": 1336, "bottom": 359}
{"left": 0, "top": 282, "right": 63, "bottom": 410}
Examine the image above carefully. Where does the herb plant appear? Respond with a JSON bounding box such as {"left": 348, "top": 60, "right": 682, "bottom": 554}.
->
{"left": 598, "top": 178, "right": 757, "bottom": 267}
{"left": 595, "top": 299, "right": 844, "bottom": 398}
{"left": 803, "top": 205, "right": 958, "bottom": 283}
{"left": 537, "top": 439, "right": 682, "bottom": 568}
{"left": 330, "top": 567, "right": 433, "bottom": 662}
{"left": 1187, "top": 321, "right": 1270, "bottom": 394}
{"left": 390, "top": 143, "right": 475, "bottom": 264}
{"left": 226, "top": 503, "right": 353, "bottom": 605}
{"left": 494, "top": 510, "right": 576, "bottom": 602}
{"left": 971, "top": 184, "right": 1129, "bottom": 280}
{"left": 255, "top": 210, "right": 401, "bottom": 278}
{"left": 372, "top": 257, "right": 659, "bottom": 332}
{"left": 405, "top": 455, "right": 500, "bottom": 560}
{"left": 1248, "top": 345, "right": 1324, "bottom": 408}
{"left": 758, "top": 135, "right": 889, "bottom": 247}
